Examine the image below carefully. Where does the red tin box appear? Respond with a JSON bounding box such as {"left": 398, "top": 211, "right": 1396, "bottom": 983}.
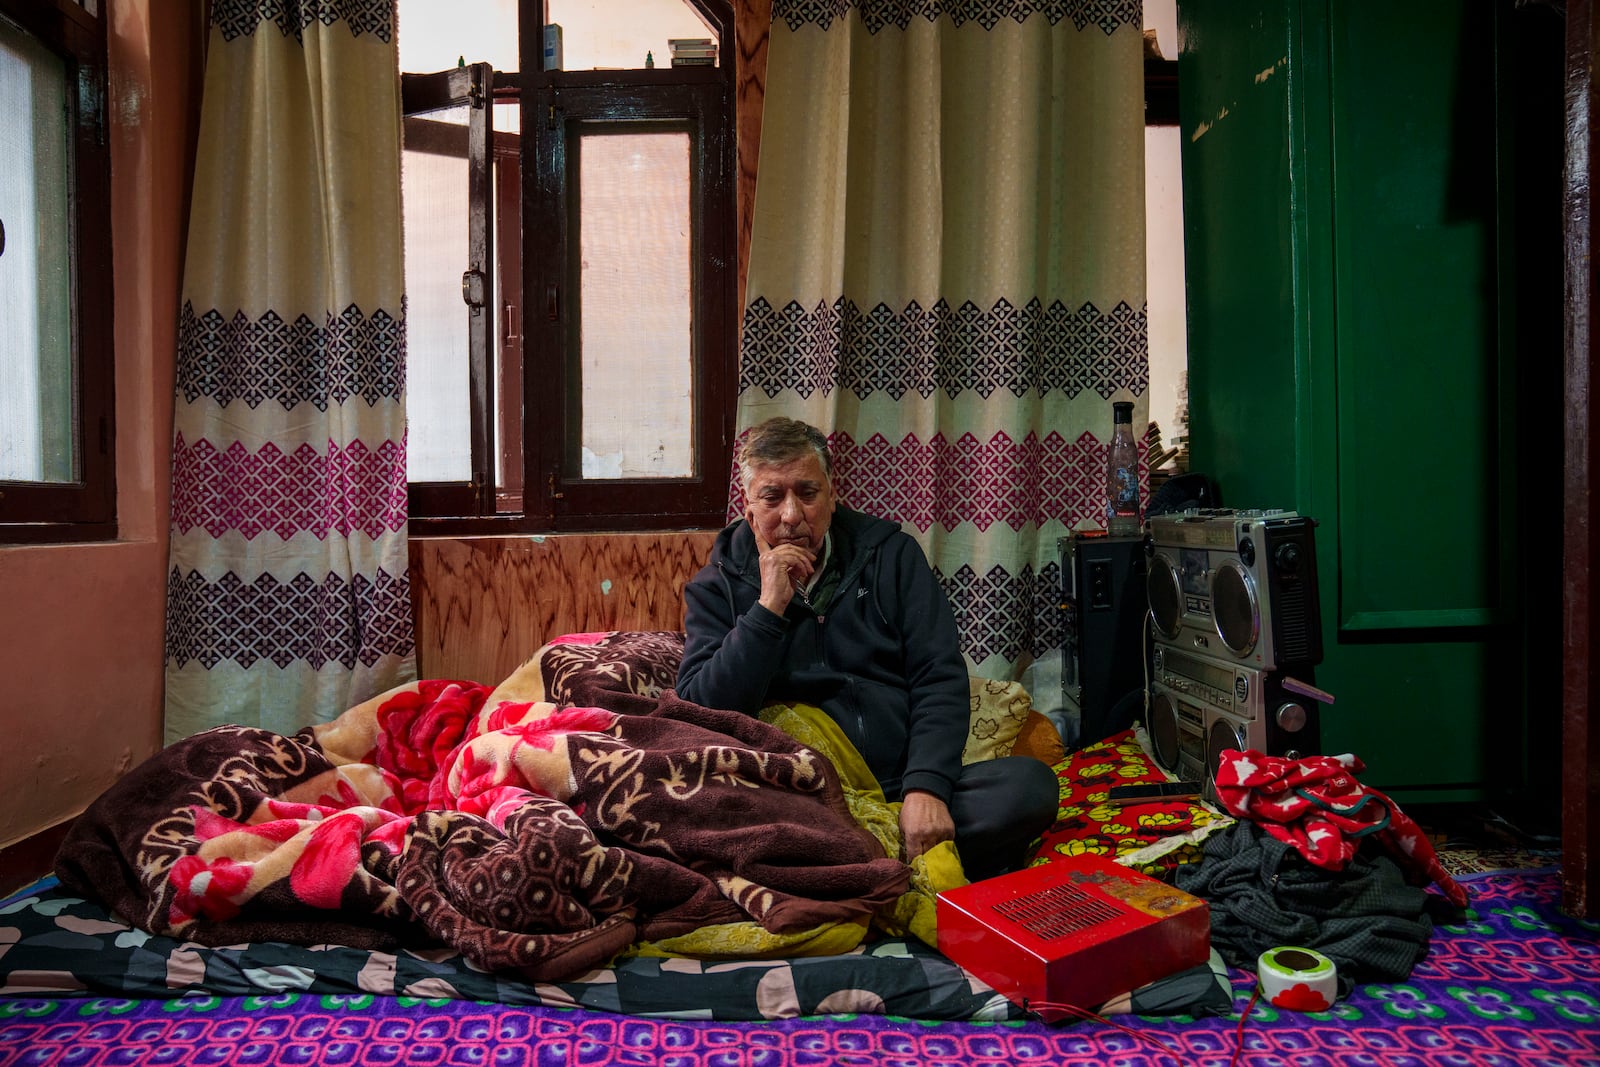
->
{"left": 936, "top": 853, "right": 1210, "bottom": 1021}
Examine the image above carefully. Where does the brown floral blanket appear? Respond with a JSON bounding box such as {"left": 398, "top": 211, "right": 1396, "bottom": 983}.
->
{"left": 55, "top": 660, "right": 910, "bottom": 984}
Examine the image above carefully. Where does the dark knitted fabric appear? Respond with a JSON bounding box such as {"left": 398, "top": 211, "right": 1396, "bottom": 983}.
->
{"left": 1174, "top": 819, "right": 1436, "bottom": 990}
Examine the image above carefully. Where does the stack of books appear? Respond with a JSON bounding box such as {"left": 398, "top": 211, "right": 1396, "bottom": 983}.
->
{"left": 668, "top": 38, "right": 717, "bottom": 67}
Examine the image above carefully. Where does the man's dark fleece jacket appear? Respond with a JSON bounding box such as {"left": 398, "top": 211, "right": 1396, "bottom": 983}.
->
{"left": 676, "top": 507, "right": 968, "bottom": 804}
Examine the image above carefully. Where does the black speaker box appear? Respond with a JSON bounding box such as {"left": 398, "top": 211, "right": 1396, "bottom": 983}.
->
{"left": 1059, "top": 533, "right": 1149, "bottom": 749}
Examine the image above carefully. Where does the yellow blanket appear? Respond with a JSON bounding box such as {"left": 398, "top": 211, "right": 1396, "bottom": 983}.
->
{"left": 625, "top": 702, "right": 966, "bottom": 959}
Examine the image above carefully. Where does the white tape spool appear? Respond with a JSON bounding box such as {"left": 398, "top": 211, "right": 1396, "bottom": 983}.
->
{"left": 1256, "top": 946, "right": 1339, "bottom": 1012}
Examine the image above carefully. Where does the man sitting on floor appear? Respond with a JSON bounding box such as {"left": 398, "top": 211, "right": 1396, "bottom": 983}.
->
{"left": 676, "top": 416, "right": 1058, "bottom": 881}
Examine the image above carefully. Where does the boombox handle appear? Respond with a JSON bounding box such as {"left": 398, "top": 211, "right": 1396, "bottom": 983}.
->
{"left": 1147, "top": 472, "right": 1221, "bottom": 517}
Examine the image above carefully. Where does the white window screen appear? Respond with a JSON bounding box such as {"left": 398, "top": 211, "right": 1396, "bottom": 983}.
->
{"left": 398, "top": 0, "right": 521, "bottom": 74}
{"left": 577, "top": 131, "right": 693, "bottom": 479}
{"left": 546, "top": 0, "right": 714, "bottom": 71}
{"left": 397, "top": 0, "right": 714, "bottom": 75}
{"left": 402, "top": 107, "right": 473, "bottom": 483}
{"left": 0, "top": 19, "right": 73, "bottom": 484}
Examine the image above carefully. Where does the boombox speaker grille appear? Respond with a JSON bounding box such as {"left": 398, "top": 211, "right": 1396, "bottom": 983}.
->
{"left": 1148, "top": 556, "right": 1183, "bottom": 639}
{"left": 1275, "top": 579, "right": 1314, "bottom": 662}
{"left": 1212, "top": 563, "right": 1258, "bottom": 655}
{"left": 1206, "top": 716, "right": 1248, "bottom": 783}
{"left": 1150, "top": 691, "right": 1182, "bottom": 770}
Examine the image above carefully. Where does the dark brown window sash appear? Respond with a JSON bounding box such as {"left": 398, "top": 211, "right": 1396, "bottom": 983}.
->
{"left": 0, "top": 0, "right": 116, "bottom": 545}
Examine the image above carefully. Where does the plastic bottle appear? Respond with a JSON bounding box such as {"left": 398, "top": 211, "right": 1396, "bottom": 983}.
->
{"left": 1106, "top": 400, "right": 1140, "bottom": 536}
{"left": 645, "top": 50, "right": 655, "bottom": 69}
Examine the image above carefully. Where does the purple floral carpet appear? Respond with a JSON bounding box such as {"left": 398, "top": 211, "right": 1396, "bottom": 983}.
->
{"left": 2, "top": 867, "right": 1597, "bottom": 1067}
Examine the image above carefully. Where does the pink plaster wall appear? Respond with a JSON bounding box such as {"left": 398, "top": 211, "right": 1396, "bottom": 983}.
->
{"left": 0, "top": 2, "right": 202, "bottom": 848}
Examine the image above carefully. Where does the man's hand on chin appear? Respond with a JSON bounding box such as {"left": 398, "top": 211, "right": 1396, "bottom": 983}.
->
{"left": 899, "top": 789, "right": 956, "bottom": 864}
{"left": 750, "top": 522, "right": 815, "bottom": 615}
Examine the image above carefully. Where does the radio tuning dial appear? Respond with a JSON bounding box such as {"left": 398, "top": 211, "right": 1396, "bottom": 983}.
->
{"left": 1275, "top": 542, "right": 1302, "bottom": 573}
{"left": 1237, "top": 536, "right": 1255, "bottom": 567}
{"left": 1276, "top": 702, "right": 1309, "bottom": 732}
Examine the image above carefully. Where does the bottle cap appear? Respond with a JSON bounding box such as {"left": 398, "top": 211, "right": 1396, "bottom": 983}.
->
{"left": 1113, "top": 401, "right": 1133, "bottom": 421}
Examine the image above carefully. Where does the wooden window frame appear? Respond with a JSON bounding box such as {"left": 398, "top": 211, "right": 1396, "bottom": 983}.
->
{"left": 0, "top": 0, "right": 115, "bottom": 545}
{"left": 402, "top": 64, "right": 498, "bottom": 522}
{"left": 405, "top": 0, "right": 737, "bottom": 536}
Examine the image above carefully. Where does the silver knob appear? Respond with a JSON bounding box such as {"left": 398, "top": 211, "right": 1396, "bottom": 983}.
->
{"left": 1275, "top": 702, "right": 1308, "bottom": 732}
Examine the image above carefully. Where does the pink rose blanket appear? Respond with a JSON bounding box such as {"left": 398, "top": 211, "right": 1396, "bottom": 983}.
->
{"left": 54, "top": 679, "right": 910, "bottom": 983}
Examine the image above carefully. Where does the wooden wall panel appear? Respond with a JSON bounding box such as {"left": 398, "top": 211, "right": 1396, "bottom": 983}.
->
{"left": 409, "top": 532, "right": 718, "bottom": 686}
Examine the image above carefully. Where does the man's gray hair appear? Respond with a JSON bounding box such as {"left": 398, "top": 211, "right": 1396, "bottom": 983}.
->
{"left": 738, "top": 417, "right": 833, "bottom": 489}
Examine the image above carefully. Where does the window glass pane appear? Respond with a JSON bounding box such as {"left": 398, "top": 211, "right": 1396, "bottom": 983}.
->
{"left": 402, "top": 105, "right": 474, "bottom": 483}
{"left": 1143, "top": 0, "right": 1176, "bottom": 61}
{"left": 397, "top": 0, "right": 718, "bottom": 75}
{"left": 494, "top": 97, "right": 519, "bottom": 136}
{"left": 0, "top": 20, "right": 73, "bottom": 485}
{"left": 546, "top": 0, "right": 715, "bottom": 71}
{"left": 577, "top": 130, "right": 692, "bottom": 479}
{"left": 492, "top": 98, "right": 521, "bottom": 508}
{"left": 1145, "top": 123, "right": 1188, "bottom": 461}
{"left": 398, "top": 0, "right": 521, "bottom": 74}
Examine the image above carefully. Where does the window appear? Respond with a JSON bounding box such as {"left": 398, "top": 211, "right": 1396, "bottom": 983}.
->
{"left": 0, "top": 0, "right": 114, "bottom": 544}
{"left": 399, "top": 0, "right": 737, "bottom": 533}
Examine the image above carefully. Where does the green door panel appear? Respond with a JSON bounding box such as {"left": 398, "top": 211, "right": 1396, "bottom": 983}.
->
{"left": 1326, "top": 6, "right": 1509, "bottom": 631}
{"left": 1177, "top": 0, "right": 1551, "bottom": 801}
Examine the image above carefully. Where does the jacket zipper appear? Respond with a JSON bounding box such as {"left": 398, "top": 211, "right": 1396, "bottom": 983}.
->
{"left": 850, "top": 676, "right": 865, "bottom": 749}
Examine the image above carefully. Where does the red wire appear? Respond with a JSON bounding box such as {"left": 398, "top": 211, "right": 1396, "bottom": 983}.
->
{"left": 1024, "top": 1000, "right": 1189, "bottom": 1064}
{"left": 1228, "top": 986, "right": 1262, "bottom": 1067}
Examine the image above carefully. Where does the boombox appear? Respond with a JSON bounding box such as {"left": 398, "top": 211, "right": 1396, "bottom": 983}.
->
{"left": 1146, "top": 510, "right": 1323, "bottom": 672}
{"left": 1148, "top": 641, "right": 1325, "bottom": 794}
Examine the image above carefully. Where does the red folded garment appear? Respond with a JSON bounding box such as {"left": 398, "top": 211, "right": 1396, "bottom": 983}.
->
{"left": 1214, "top": 749, "right": 1468, "bottom": 907}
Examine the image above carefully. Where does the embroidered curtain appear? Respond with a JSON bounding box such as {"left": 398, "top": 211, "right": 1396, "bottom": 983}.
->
{"left": 736, "top": 0, "right": 1149, "bottom": 708}
{"left": 164, "top": 0, "right": 415, "bottom": 743}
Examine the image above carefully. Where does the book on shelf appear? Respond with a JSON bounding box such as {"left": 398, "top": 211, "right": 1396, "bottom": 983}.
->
{"left": 667, "top": 38, "right": 718, "bottom": 60}
{"left": 671, "top": 56, "right": 717, "bottom": 66}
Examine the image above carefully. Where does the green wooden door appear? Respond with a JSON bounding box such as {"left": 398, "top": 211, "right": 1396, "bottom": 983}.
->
{"left": 1178, "top": 0, "right": 1562, "bottom": 805}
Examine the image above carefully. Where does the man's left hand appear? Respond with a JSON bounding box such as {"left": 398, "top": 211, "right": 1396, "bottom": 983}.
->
{"left": 899, "top": 789, "right": 955, "bottom": 864}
